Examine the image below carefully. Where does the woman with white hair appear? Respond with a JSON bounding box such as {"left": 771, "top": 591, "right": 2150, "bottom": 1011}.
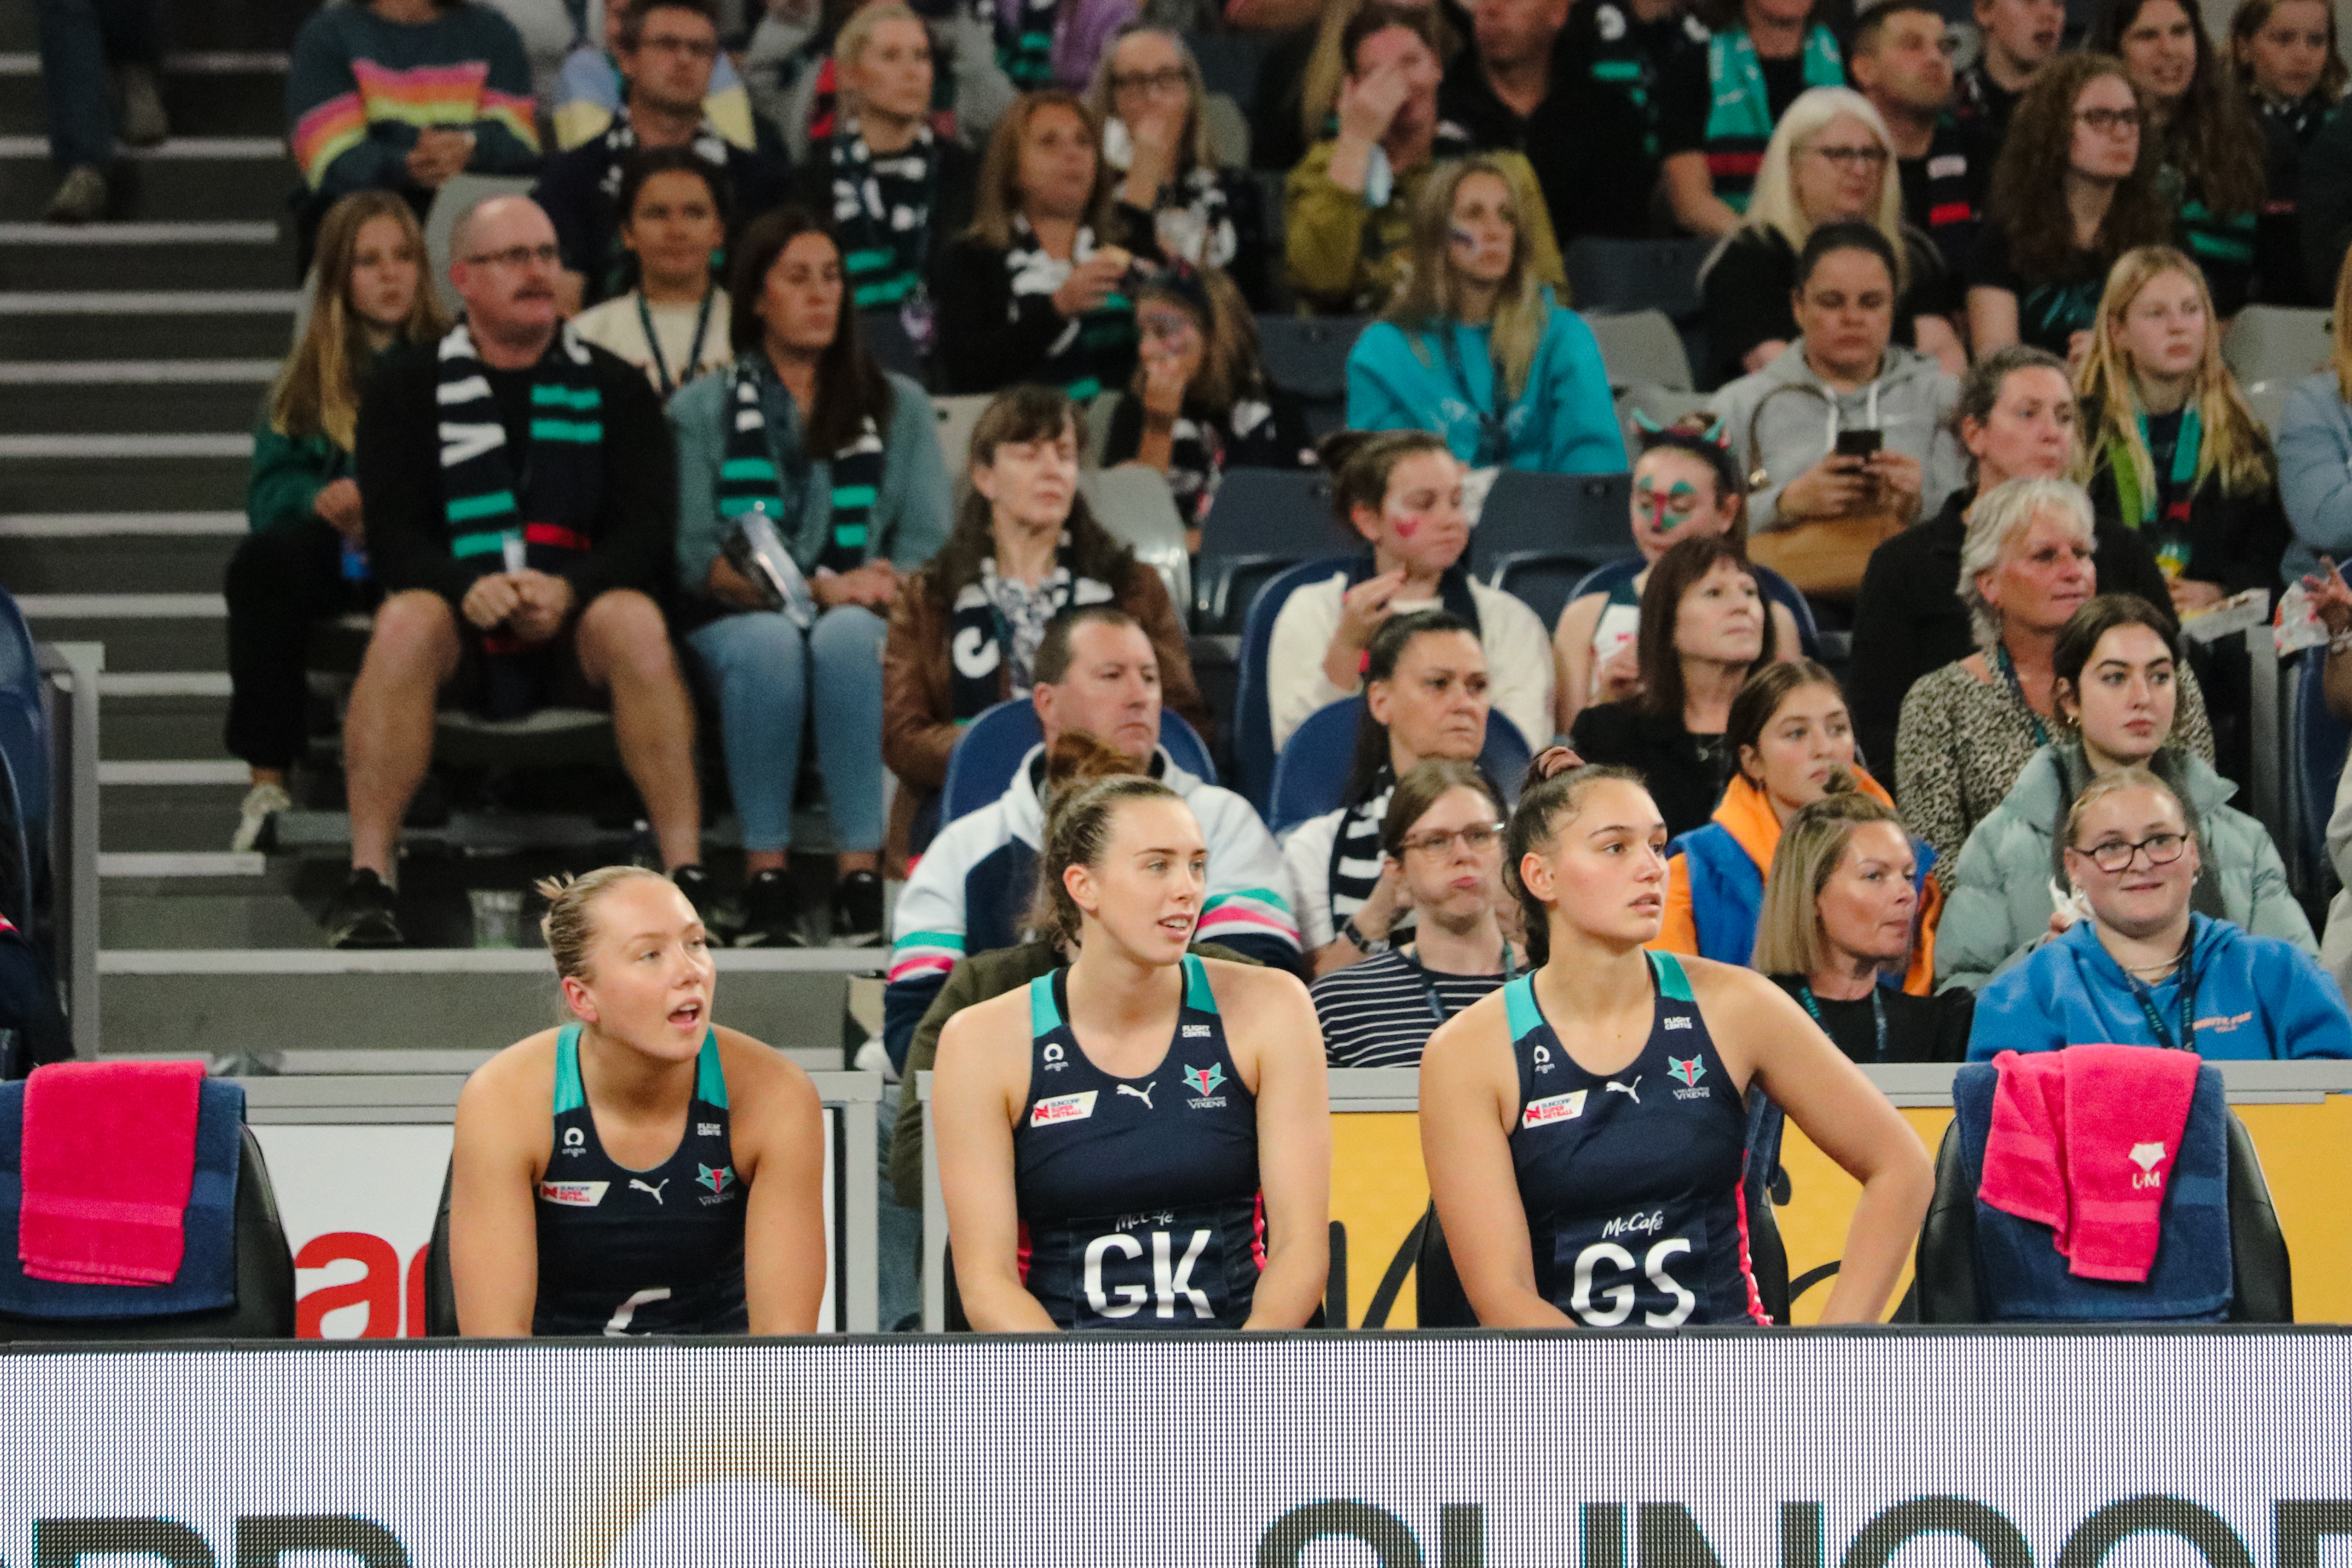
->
{"left": 1086, "top": 24, "right": 1268, "bottom": 306}
{"left": 1895, "top": 476, "right": 2216, "bottom": 866}
{"left": 1699, "top": 85, "right": 1962, "bottom": 387}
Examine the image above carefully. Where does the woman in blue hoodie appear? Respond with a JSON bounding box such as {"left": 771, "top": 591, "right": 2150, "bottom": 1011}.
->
{"left": 1344, "top": 157, "right": 1625, "bottom": 474}
{"left": 1970, "top": 767, "right": 2352, "bottom": 1059}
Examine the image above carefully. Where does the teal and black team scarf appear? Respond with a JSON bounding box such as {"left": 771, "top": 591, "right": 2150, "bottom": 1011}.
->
{"left": 436, "top": 319, "right": 602, "bottom": 713}
{"left": 715, "top": 358, "right": 888, "bottom": 580}
{"left": 1702, "top": 25, "right": 1843, "bottom": 215}
{"left": 830, "top": 118, "right": 937, "bottom": 312}
{"left": 994, "top": 0, "right": 1055, "bottom": 88}
{"left": 1005, "top": 215, "right": 1134, "bottom": 403}
{"left": 945, "top": 536, "right": 1116, "bottom": 719}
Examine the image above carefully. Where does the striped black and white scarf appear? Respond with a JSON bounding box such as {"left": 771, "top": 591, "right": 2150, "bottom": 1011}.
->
{"left": 830, "top": 118, "right": 937, "bottom": 312}
{"left": 714, "top": 357, "right": 888, "bottom": 581}
{"left": 1004, "top": 214, "right": 1134, "bottom": 403}
{"left": 993, "top": 0, "right": 1055, "bottom": 87}
{"left": 1328, "top": 765, "right": 1397, "bottom": 937}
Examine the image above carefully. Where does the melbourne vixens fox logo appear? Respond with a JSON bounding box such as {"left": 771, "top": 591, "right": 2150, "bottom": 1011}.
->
{"left": 1667, "top": 1057, "right": 1711, "bottom": 1100}
{"left": 1183, "top": 1063, "right": 1228, "bottom": 1108}
{"left": 697, "top": 1163, "right": 737, "bottom": 1203}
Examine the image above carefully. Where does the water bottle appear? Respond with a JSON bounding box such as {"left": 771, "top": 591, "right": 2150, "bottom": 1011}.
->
{"left": 724, "top": 506, "right": 817, "bottom": 629}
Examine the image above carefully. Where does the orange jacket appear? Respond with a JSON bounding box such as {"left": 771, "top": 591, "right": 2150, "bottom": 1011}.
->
{"left": 1648, "top": 771, "right": 1942, "bottom": 994}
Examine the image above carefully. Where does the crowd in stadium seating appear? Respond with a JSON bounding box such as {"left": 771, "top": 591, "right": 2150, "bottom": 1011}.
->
{"left": 38, "top": 0, "right": 2352, "bottom": 1331}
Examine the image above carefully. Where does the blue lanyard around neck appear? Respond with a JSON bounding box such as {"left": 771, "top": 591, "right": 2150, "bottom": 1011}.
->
{"left": 1438, "top": 324, "right": 1512, "bottom": 467}
{"left": 1796, "top": 981, "right": 1888, "bottom": 1063}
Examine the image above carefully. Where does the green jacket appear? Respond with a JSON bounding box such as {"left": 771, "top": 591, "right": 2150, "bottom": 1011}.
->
{"left": 245, "top": 409, "right": 349, "bottom": 534}
{"left": 889, "top": 938, "right": 1259, "bottom": 1207}
{"left": 1934, "top": 741, "right": 2315, "bottom": 992}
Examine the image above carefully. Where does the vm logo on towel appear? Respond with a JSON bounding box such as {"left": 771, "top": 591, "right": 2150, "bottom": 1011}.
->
{"left": 2129, "top": 1142, "right": 2167, "bottom": 1189}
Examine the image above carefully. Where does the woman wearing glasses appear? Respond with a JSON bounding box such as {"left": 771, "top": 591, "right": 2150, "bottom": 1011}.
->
{"left": 1310, "top": 759, "right": 1521, "bottom": 1069}
{"left": 1699, "top": 88, "right": 1961, "bottom": 387}
{"left": 1086, "top": 25, "right": 1269, "bottom": 306}
{"left": 1937, "top": 594, "right": 2310, "bottom": 990}
{"left": 1969, "top": 54, "right": 2175, "bottom": 361}
{"left": 1968, "top": 766, "right": 2352, "bottom": 1057}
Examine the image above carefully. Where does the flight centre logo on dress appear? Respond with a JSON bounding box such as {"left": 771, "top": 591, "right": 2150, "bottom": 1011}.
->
{"left": 696, "top": 1163, "right": 737, "bottom": 1203}
{"left": 1667, "top": 1056, "right": 1710, "bottom": 1098}
{"left": 1183, "top": 1063, "right": 1228, "bottom": 1107}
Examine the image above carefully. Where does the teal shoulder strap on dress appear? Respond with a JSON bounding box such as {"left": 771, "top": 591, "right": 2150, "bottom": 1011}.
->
{"left": 553, "top": 1023, "right": 586, "bottom": 1114}
{"left": 1029, "top": 971, "right": 1063, "bottom": 1038}
{"left": 1182, "top": 952, "right": 1219, "bottom": 1015}
{"left": 694, "top": 1027, "right": 728, "bottom": 1108}
{"left": 1648, "top": 949, "right": 1697, "bottom": 1003}
{"left": 1504, "top": 973, "right": 1543, "bottom": 1043}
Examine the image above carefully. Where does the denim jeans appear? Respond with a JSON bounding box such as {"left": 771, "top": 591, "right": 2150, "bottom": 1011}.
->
{"left": 34, "top": 0, "right": 162, "bottom": 168}
{"left": 685, "top": 604, "right": 886, "bottom": 854}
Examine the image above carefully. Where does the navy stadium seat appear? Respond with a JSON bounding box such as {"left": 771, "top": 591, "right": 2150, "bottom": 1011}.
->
{"left": 1266, "top": 698, "right": 1534, "bottom": 834}
{"left": 1468, "top": 470, "right": 1638, "bottom": 634}
{"left": 1563, "top": 236, "right": 1713, "bottom": 320}
{"left": 1194, "top": 469, "right": 1341, "bottom": 632}
{"left": 1230, "top": 555, "right": 1358, "bottom": 812}
{"left": 1256, "top": 314, "right": 1366, "bottom": 436}
{"left": 939, "top": 699, "right": 1218, "bottom": 826}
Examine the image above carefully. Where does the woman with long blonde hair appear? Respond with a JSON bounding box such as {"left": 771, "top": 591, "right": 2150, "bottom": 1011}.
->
{"left": 2073, "top": 244, "right": 2287, "bottom": 615}
{"left": 223, "top": 191, "right": 447, "bottom": 853}
{"left": 1700, "top": 86, "right": 1961, "bottom": 384}
{"left": 1343, "top": 157, "right": 1623, "bottom": 473}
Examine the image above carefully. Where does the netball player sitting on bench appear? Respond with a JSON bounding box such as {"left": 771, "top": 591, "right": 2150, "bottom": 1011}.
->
{"left": 934, "top": 777, "right": 1331, "bottom": 1330}
{"left": 1418, "top": 764, "right": 1933, "bottom": 1327}
{"left": 448, "top": 866, "right": 828, "bottom": 1335}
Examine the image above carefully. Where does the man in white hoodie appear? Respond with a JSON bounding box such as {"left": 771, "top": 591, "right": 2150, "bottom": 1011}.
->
{"left": 882, "top": 605, "right": 1300, "bottom": 1067}
{"left": 1708, "top": 221, "right": 1967, "bottom": 537}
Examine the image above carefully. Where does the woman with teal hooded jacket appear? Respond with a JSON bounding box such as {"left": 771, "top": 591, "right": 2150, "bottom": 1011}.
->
{"left": 1935, "top": 593, "right": 2312, "bottom": 990}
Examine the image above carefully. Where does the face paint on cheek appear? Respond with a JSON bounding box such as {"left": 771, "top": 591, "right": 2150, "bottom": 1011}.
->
{"left": 1393, "top": 515, "right": 1421, "bottom": 539}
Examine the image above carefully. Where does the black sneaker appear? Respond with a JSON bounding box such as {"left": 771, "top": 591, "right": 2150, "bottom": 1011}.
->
{"left": 735, "top": 868, "right": 806, "bottom": 948}
{"left": 671, "top": 864, "right": 717, "bottom": 921}
{"left": 832, "top": 868, "right": 885, "bottom": 947}
{"left": 328, "top": 868, "right": 404, "bottom": 949}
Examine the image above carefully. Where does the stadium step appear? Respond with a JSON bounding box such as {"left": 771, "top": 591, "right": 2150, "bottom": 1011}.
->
{"left": 0, "top": 137, "right": 292, "bottom": 221}
{"left": 0, "top": 222, "right": 297, "bottom": 292}
{"left": 0, "top": 443, "right": 252, "bottom": 513}
{"left": 0, "top": 292, "right": 300, "bottom": 362}
{"left": 0, "top": 55, "right": 294, "bottom": 139}
{"left": 0, "top": 515, "right": 243, "bottom": 594}
{"left": 0, "top": 365, "right": 276, "bottom": 435}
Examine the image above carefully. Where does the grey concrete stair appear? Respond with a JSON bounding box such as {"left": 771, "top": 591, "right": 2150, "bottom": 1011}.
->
{"left": 0, "top": 224, "right": 294, "bottom": 292}
{"left": 0, "top": 527, "right": 241, "bottom": 592}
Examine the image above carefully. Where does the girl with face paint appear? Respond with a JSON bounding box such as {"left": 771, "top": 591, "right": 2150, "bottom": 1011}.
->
{"left": 1550, "top": 416, "right": 1805, "bottom": 734}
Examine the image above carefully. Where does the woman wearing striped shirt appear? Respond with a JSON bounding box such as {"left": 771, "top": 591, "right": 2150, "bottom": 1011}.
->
{"left": 1311, "top": 759, "right": 1522, "bottom": 1068}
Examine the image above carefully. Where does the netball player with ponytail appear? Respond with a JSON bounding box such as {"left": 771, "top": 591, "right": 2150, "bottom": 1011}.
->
{"left": 934, "top": 777, "right": 1331, "bottom": 1331}
{"left": 448, "top": 866, "right": 829, "bottom": 1336}
{"left": 1418, "top": 763, "right": 1932, "bottom": 1328}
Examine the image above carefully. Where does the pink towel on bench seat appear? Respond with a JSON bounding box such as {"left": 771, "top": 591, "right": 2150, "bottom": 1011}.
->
{"left": 18, "top": 1059, "right": 206, "bottom": 1286}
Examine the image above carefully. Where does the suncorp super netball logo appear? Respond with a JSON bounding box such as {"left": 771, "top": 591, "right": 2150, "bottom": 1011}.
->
{"left": 1252, "top": 1497, "right": 2352, "bottom": 1568}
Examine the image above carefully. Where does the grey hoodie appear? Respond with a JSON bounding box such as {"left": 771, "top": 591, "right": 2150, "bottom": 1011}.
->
{"left": 1707, "top": 338, "right": 1967, "bottom": 533}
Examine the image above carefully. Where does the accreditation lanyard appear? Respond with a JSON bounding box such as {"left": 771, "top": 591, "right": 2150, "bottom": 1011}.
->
{"left": 1993, "top": 645, "right": 2052, "bottom": 749}
{"left": 1410, "top": 943, "right": 1518, "bottom": 1028}
{"left": 637, "top": 286, "right": 718, "bottom": 401}
{"left": 1797, "top": 982, "right": 1888, "bottom": 1063}
{"left": 1438, "top": 326, "right": 1513, "bottom": 468}
{"left": 2125, "top": 963, "right": 2199, "bottom": 1053}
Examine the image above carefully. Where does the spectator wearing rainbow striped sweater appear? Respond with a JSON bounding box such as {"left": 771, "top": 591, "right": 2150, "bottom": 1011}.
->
{"left": 882, "top": 606, "right": 1301, "bottom": 1073}
{"left": 286, "top": 0, "right": 542, "bottom": 268}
